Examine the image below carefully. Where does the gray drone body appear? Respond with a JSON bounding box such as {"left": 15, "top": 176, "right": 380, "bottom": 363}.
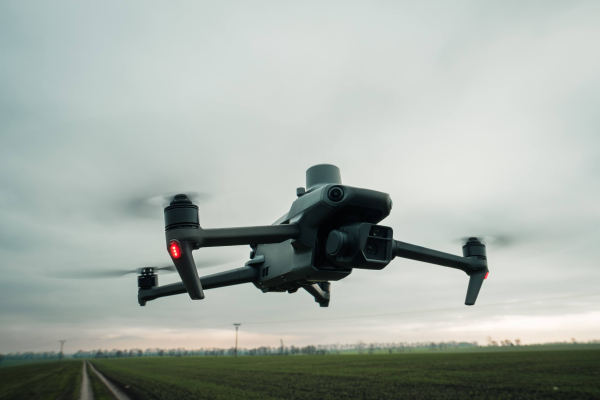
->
{"left": 138, "top": 164, "right": 489, "bottom": 307}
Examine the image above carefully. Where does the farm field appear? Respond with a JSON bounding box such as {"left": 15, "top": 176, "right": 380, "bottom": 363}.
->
{"left": 90, "top": 349, "right": 600, "bottom": 400}
{"left": 1, "top": 349, "right": 598, "bottom": 399}
{"left": 0, "top": 360, "right": 81, "bottom": 400}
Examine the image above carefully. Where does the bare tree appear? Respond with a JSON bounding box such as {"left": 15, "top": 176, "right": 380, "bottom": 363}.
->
{"left": 357, "top": 341, "right": 366, "bottom": 355}
{"left": 368, "top": 343, "right": 375, "bottom": 354}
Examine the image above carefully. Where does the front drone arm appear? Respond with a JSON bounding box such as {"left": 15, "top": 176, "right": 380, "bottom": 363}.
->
{"left": 168, "top": 224, "right": 301, "bottom": 248}
{"left": 393, "top": 240, "right": 485, "bottom": 273}
{"left": 393, "top": 239, "right": 488, "bottom": 305}
{"left": 164, "top": 194, "right": 300, "bottom": 300}
{"left": 166, "top": 224, "right": 300, "bottom": 300}
{"left": 325, "top": 223, "right": 489, "bottom": 305}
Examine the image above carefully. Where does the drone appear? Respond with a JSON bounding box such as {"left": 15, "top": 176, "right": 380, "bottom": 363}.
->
{"left": 137, "top": 164, "right": 489, "bottom": 308}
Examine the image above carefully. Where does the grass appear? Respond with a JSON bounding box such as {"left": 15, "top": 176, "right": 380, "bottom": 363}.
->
{"left": 87, "top": 362, "right": 116, "bottom": 400}
{"left": 1, "top": 349, "right": 597, "bottom": 399}
{"left": 0, "top": 360, "right": 81, "bottom": 400}
{"left": 0, "top": 358, "right": 62, "bottom": 368}
{"left": 89, "top": 349, "right": 600, "bottom": 400}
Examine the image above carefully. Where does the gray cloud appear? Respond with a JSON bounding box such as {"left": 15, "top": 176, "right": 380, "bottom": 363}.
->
{"left": 1, "top": 0, "right": 599, "bottom": 353}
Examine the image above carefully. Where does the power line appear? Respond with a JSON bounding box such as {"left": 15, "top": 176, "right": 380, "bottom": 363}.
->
{"left": 6, "top": 293, "right": 598, "bottom": 353}
{"left": 233, "top": 324, "right": 241, "bottom": 357}
{"left": 229, "top": 292, "right": 600, "bottom": 327}
{"left": 58, "top": 340, "right": 66, "bottom": 361}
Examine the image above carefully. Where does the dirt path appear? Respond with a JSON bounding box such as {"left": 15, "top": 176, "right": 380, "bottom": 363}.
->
{"left": 79, "top": 361, "right": 94, "bottom": 400}
{"left": 88, "top": 362, "right": 132, "bottom": 400}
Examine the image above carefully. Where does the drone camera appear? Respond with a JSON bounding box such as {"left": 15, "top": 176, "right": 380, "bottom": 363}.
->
{"left": 362, "top": 225, "right": 393, "bottom": 262}
{"left": 327, "top": 186, "right": 345, "bottom": 202}
{"left": 326, "top": 223, "right": 394, "bottom": 269}
{"left": 364, "top": 240, "right": 382, "bottom": 260}
{"left": 326, "top": 230, "right": 354, "bottom": 258}
{"left": 369, "top": 226, "right": 389, "bottom": 238}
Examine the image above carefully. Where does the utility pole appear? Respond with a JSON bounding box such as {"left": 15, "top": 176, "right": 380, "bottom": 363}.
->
{"left": 59, "top": 340, "right": 66, "bottom": 361}
{"left": 233, "top": 324, "right": 241, "bottom": 357}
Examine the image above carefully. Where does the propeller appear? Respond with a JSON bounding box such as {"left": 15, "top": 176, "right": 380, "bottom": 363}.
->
{"left": 122, "top": 191, "right": 211, "bottom": 220}
{"left": 50, "top": 265, "right": 176, "bottom": 279}
{"left": 48, "top": 255, "right": 240, "bottom": 280}
{"left": 456, "top": 234, "right": 516, "bottom": 249}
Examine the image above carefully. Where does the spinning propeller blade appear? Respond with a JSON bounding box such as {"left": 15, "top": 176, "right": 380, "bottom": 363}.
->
{"left": 122, "top": 191, "right": 211, "bottom": 220}
{"left": 48, "top": 256, "right": 239, "bottom": 280}
{"left": 457, "top": 234, "right": 515, "bottom": 249}
{"left": 48, "top": 265, "right": 176, "bottom": 279}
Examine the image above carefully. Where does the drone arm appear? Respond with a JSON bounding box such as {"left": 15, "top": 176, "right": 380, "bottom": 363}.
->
{"left": 200, "top": 224, "right": 301, "bottom": 247}
{"left": 201, "top": 265, "right": 259, "bottom": 288}
{"left": 166, "top": 224, "right": 299, "bottom": 300}
{"left": 393, "top": 241, "right": 483, "bottom": 273}
{"left": 465, "top": 269, "right": 487, "bottom": 306}
{"left": 138, "top": 281, "right": 187, "bottom": 305}
{"left": 166, "top": 224, "right": 301, "bottom": 248}
{"left": 138, "top": 265, "right": 259, "bottom": 306}
{"left": 392, "top": 240, "right": 488, "bottom": 305}
{"left": 171, "top": 240, "right": 205, "bottom": 300}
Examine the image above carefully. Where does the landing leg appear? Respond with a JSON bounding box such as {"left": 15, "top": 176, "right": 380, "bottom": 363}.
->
{"left": 304, "top": 282, "right": 331, "bottom": 307}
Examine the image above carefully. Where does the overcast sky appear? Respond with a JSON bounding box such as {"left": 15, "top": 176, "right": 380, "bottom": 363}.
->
{"left": 1, "top": 0, "right": 599, "bottom": 354}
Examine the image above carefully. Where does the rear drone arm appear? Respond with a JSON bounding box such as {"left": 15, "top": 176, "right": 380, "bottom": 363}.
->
{"left": 167, "top": 224, "right": 299, "bottom": 300}
{"left": 392, "top": 239, "right": 488, "bottom": 305}
{"left": 138, "top": 258, "right": 263, "bottom": 306}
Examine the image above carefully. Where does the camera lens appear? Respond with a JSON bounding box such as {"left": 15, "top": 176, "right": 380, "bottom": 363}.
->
{"left": 365, "top": 243, "right": 378, "bottom": 256}
{"left": 328, "top": 187, "right": 344, "bottom": 202}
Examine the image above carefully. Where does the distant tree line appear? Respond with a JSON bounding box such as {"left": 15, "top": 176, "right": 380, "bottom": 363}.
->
{"left": 0, "top": 351, "right": 61, "bottom": 363}
{"left": 3, "top": 339, "right": 599, "bottom": 362}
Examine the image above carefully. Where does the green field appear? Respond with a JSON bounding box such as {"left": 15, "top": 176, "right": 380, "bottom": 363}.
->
{"left": 90, "top": 349, "right": 600, "bottom": 400}
{"left": 87, "top": 362, "right": 115, "bottom": 400}
{"left": 1, "top": 350, "right": 598, "bottom": 399}
{"left": 0, "top": 360, "right": 81, "bottom": 400}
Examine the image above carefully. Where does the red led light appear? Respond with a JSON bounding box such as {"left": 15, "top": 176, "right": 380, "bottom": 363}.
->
{"left": 484, "top": 271, "right": 489, "bottom": 280}
{"left": 169, "top": 241, "right": 181, "bottom": 259}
